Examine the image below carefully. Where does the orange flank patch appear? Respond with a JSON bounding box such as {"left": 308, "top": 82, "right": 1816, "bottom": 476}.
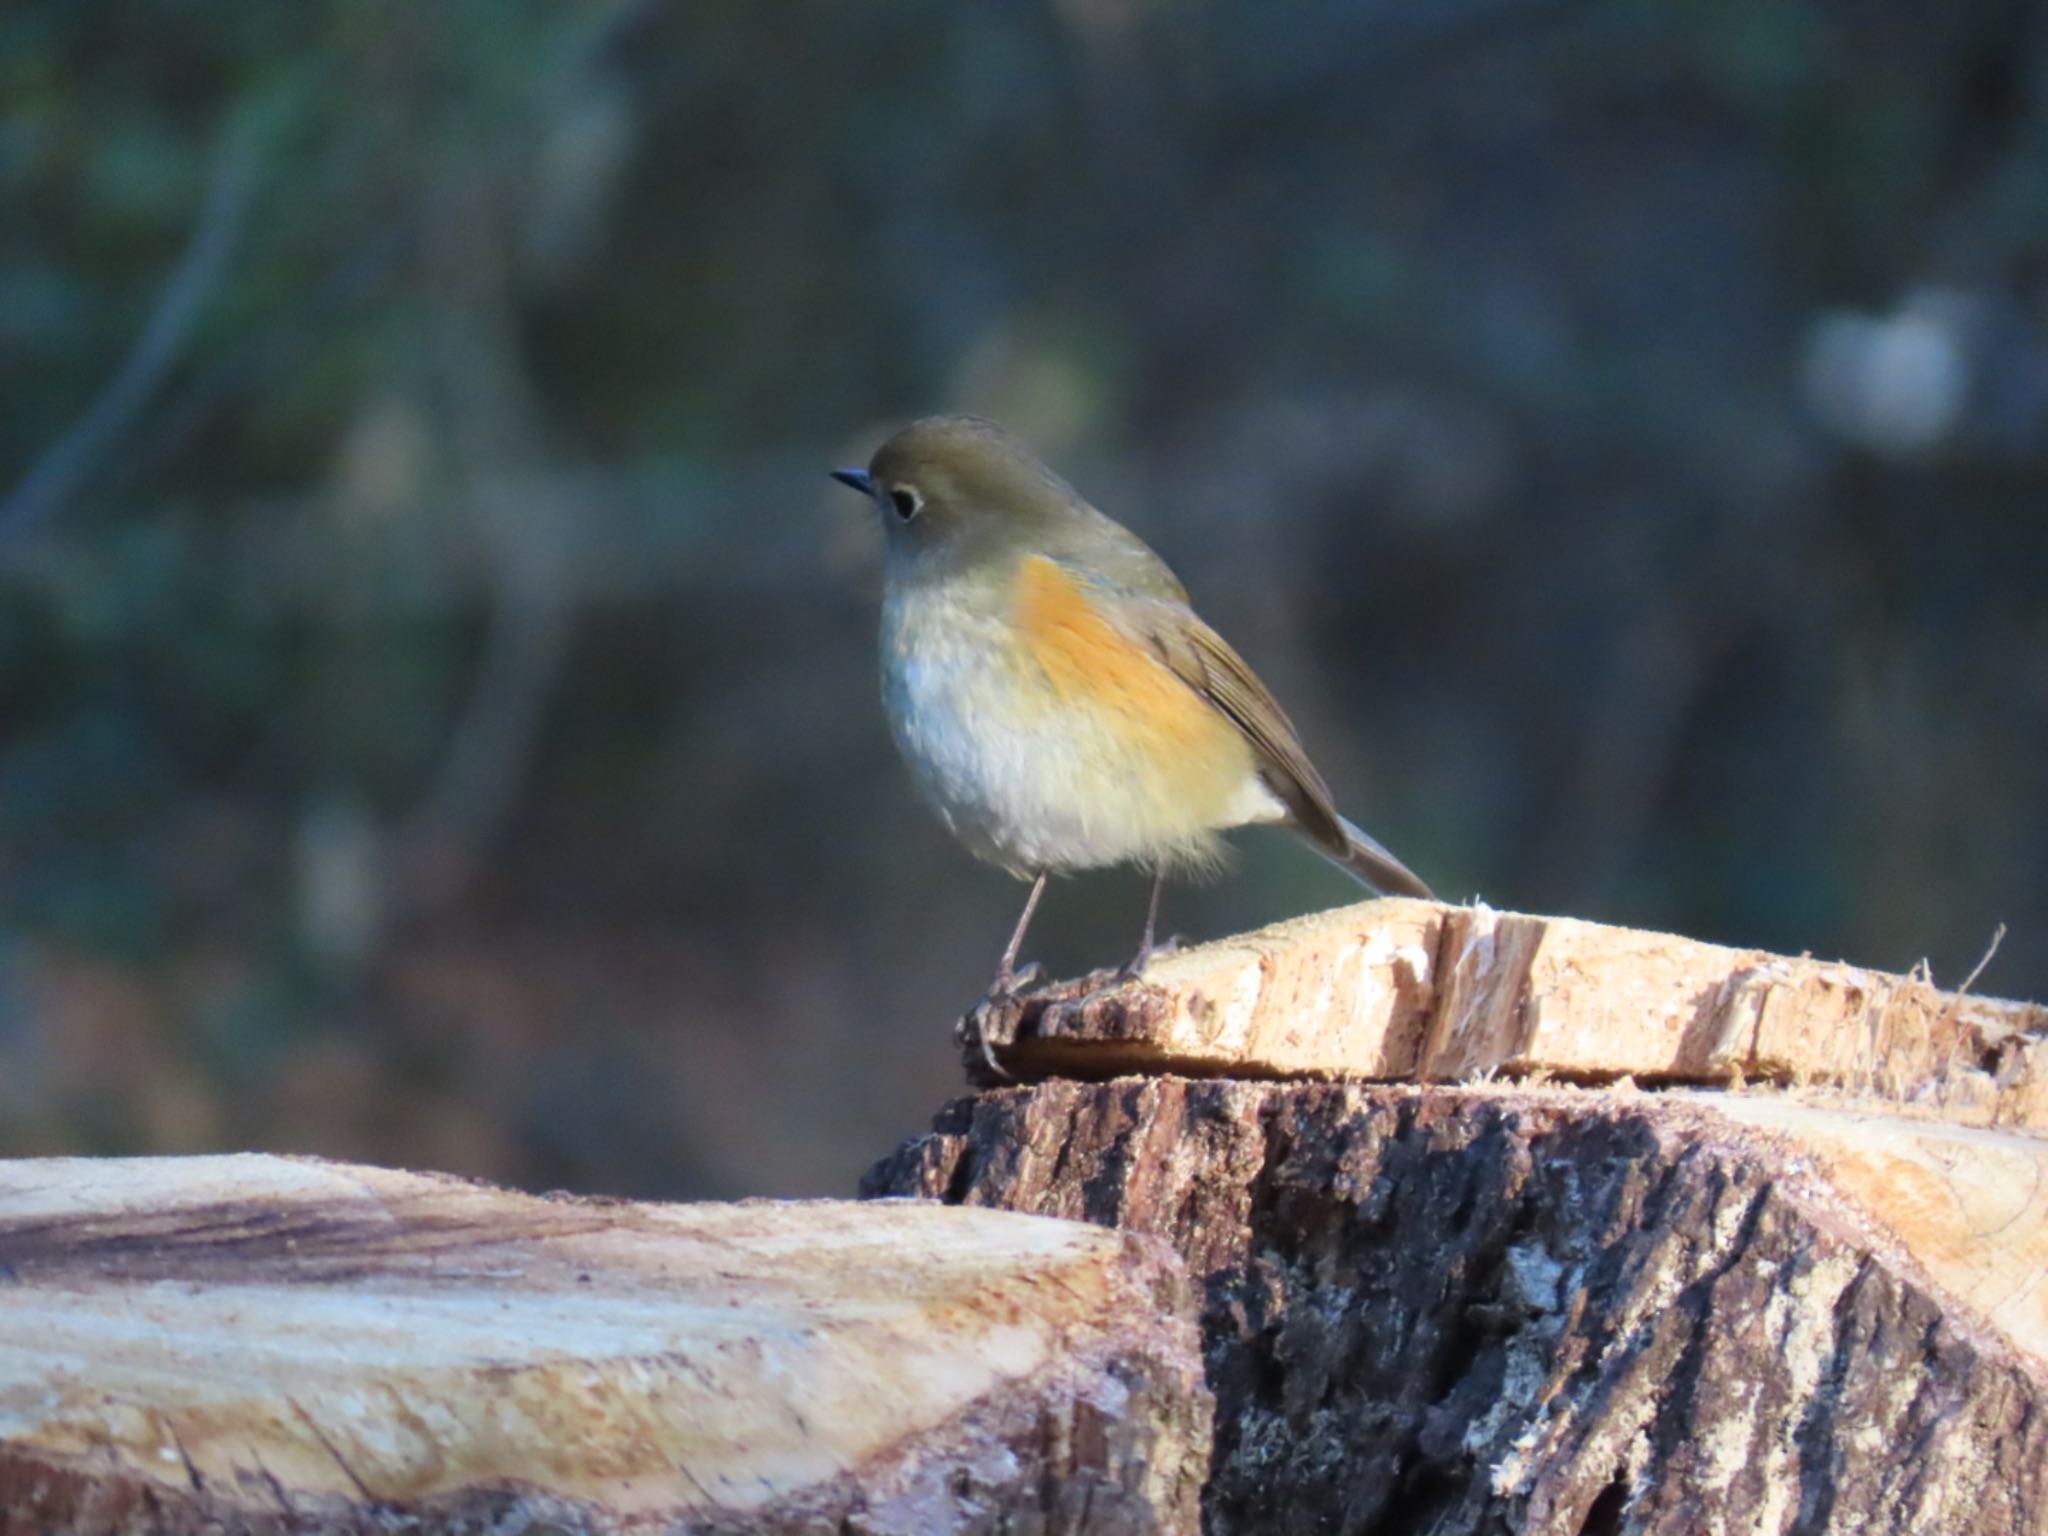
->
{"left": 1011, "top": 555, "right": 1242, "bottom": 758}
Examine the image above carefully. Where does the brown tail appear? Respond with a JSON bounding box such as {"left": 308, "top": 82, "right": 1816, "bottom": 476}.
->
{"left": 1307, "top": 813, "right": 1436, "bottom": 900}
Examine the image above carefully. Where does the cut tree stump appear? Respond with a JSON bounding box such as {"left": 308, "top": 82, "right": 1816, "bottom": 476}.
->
{"left": 868, "top": 1080, "right": 2048, "bottom": 1536}
{"left": 8, "top": 902, "right": 2042, "bottom": 1534}
{"left": 963, "top": 898, "right": 2047, "bottom": 1128}
{"left": 0, "top": 1155, "right": 1210, "bottom": 1535}
{"left": 869, "top": 898, "right": 2048, "bottom": 1535}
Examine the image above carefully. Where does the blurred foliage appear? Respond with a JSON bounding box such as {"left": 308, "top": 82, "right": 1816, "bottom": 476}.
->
{"left": 1, "top": 0, "right": 2044, "bottom": 1197}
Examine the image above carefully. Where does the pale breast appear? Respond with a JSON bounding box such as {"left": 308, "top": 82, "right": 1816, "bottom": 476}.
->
{"left": 879, "top": 564, "right": 1282, "bottom": 876}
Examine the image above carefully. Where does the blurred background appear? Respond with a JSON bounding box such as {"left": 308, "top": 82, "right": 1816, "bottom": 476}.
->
{"left": 3, "top": 2, "right": 2044, "bottom": 1199}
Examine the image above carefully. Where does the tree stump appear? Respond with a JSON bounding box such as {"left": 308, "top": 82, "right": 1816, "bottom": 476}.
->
{"left": 866, "top": 899, "right": 2048, "bottom": 1535}
{"left": 959, "top": 898, "right": 2045, "bottom": 1126}
{"left": 0, "top": 1156, "right": 1210, "bottom": 1534}
{"left": 7, "top": 901, "right": 2042, "bottom": 1534}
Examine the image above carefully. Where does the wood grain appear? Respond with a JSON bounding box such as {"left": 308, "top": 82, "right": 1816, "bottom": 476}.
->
{"left": 0, "top": 1156, "right": 1209, "bottom": 1534}
{"left": 970, "top": 898, "right": 2048, "bottom": 1129}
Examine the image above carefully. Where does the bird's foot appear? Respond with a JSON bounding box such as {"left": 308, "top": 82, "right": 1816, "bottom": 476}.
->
{"left": 961, "top": 961, "right": 1045, "bottom": 1081}
{"left": 986, "top": 959, "right": 1044, "bottom": 1000}
{"left": 1115, "top": 932, "right": 1184, "bottom": 984}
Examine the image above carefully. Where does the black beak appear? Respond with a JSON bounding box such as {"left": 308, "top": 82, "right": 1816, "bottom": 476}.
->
{"left": 830, "top": 467, "right": 873, "bottom": 496}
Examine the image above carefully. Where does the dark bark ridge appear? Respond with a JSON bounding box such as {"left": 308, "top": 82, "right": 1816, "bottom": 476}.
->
{"left": 864, "top": 1078, "right": 2048, "bottom": 1536}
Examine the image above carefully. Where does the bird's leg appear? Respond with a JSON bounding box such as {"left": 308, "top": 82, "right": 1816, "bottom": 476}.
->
{"left": 969, "top": 871, "right": 1049, "bottom": 1081}
{"left": 1119, "top": 868, "right": 1173, "bottom": 979}
{"left": 990, "top": 871, "right": 1048, "bottom": 997}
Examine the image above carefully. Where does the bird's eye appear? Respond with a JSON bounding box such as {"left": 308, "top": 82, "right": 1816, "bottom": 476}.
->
{"left": 889, "top": 486, "right": 922, "bottom": 521}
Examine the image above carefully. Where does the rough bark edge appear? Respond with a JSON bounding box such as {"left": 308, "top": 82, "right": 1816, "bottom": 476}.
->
{"left": 865, "top": 1079, "right": 2048, "bottom": 1536}
{"left": 962, "top": 902, "right": 2048, "bottom": 1135}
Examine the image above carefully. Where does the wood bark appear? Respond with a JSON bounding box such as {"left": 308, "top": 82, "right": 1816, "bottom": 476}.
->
{"left": 865, "top": 1079, "right": 2048, "bottom": 1536}
{"left": 6, "top": 903, "right": 2042, "bottom": 1534}
{"left": 0, "top": 1155, "right": 1211, "bottom": 1534}
{"left": 964, "top": 899, "right": 2047, "bottom": 1131}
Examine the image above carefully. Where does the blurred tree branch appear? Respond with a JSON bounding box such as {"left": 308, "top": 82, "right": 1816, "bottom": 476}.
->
{"left": 0, "top": 111, "right": 262, "bottom": 549}
{"left": 392, "top": 173, "right": 575, "bottom": 911}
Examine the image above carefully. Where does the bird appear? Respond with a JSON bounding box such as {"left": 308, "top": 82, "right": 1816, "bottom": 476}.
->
{"left": 832, "top": 414, "right": 1433, "bottom": 1003}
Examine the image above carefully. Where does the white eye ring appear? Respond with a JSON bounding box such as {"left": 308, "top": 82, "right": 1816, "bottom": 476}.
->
{"left": 889, "top": 485, "right": 922, "bottom": 521}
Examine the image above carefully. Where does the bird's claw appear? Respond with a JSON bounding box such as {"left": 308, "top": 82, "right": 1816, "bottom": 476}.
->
{"left": 986, "top": 960, "right": 1043, "bottom": 1000}
{"left": 1115, "top": 932, "right": 1183, "bottom": 983}
{"left": 962, "top": 961, "right": 1043, "bottom": 1082}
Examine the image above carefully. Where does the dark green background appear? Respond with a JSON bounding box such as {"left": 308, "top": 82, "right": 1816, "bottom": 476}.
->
{"left": 3, "top": 1, "right": 2042, "bottom": 1196}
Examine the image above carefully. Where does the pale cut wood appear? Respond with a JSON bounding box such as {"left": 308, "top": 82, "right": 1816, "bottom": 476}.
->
{"left": 0, "top": 1155, "right": 1210, "bottom": 1534}
{"left": 1698, "top": 1094, "right": 2048, "bottom": 1368}
{"left": 970, "top": 898, "right": 2048, "bottom": 1128}
{"left": 867, "top": 1079, "right": 2048, "bottom": 1535}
